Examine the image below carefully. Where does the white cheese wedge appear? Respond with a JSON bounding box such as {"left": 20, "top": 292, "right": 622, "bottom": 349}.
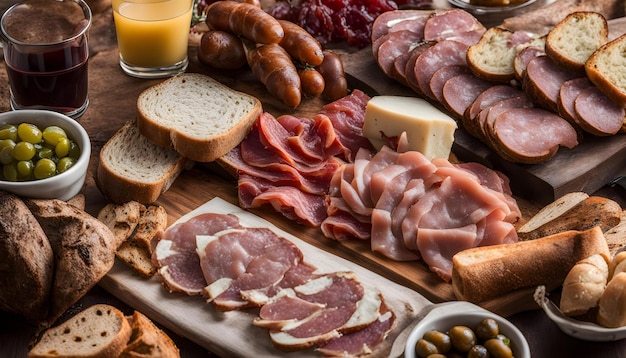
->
{"left": 362, "top": 95, "right": 457, "bottom": 160}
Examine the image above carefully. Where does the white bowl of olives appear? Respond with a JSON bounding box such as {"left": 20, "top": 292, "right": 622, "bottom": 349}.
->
{"left": 0, "top": 109, "right": 90, "bottom": 200}
{"left": 405, "top": 301, "right": 530, "bottom": 358}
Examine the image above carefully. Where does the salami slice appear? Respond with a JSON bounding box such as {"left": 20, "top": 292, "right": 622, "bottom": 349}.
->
{"left": 575, "top": 86, "right": 625, "bottom": 136}
{"left": 492, "top": 107, "right": 579, "bottom": 164}
{"left": 523, "top": 55, "right": 578, "bottom": 112}
{"left": 463, "top": 85, "right": 524, "bottom": 139}
{"left": 375, "top": 30, "right": 425, "bottom": 78}
{"left": 423, "top": 8, "right": 485, "bottom": 42}
{"left": 429, "top": 65, "right": 470, "bottom": 103}
{"left": 414, "top": 40, "right": 469, "bottom": 99}
{"left": 441, "top": 74, "right": 492, "bottom": 118}
{"left": 557, "top": 77, "right": 593, "bottom": 126}
{"left": 404, "top": 42, "right": 433, "bottom": 95}
{"left": 371, "top": 9, "right": 430, "bottom": 43}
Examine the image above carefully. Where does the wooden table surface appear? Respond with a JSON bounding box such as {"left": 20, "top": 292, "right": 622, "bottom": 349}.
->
{"left": 2, "top": 1, "right": 626, "bottom": 357}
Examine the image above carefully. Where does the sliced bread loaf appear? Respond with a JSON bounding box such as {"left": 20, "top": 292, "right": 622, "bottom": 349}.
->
{"left": 586, "top": 33, "right": 626, "bottom": 107}
{"left": 28, "top": 304, "right": 132, "bottom": 358}
{"left": 97, "top": 120, "right": 193, "bottom": 204}
{"left": 545, "top": 11, "right": 608, "bottom": 73}
{"left": 121, "top": 310, "right": 180, "bottom": 358}
{"left": 136, "top": 73, "right": 263, "bottom": 162}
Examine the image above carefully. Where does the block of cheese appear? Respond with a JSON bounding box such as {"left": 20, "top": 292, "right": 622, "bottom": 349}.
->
{"left": 362, "top": 96, "right": 457, "bottom": 160}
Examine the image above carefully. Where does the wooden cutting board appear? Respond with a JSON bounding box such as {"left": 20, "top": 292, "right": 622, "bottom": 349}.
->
{"left": 340, "top": 49, "right": 626, "bottom": 206}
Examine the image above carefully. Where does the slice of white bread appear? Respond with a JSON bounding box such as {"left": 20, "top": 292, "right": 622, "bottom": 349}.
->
{"left": 97, "top": 120, "right": 193, "bottom": 204}
{"left": 586, "top": 33, "right": 626, "bottom": 107}
{"left": 452, "top": 226, "right": 610, "bottom": 303}
{"left": 517, "top": 194, "right": 622, "bottom": 241}
{"left": 466, "top": 27, "right": 517, "bottom": 83}
{"left": 121, "top": 310, "right": 180, "bottom": 358}
{"left": 28, "top": 304, "right": 132, "bottom": 358}
{"left": 136, "top": 73, "right": 263, "bottom": 162}
{"left": 546, "top": 11, "right": 608, "bottom": 73}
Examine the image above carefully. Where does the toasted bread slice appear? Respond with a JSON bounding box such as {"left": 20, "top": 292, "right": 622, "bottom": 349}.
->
{"left": 97, "top": 201, "right": 146, "bottom": 245}
{"left": 517, "top": 191, "right": 589, "bottom": 237}
{"left": 546, "top": 11, "right": 608, "bottom": 73}
{"left": 467, "top": 27, "right": 516, "bottom": 83}
{"left": 518, "top": 194, "right": 621, "bottom": 241}
{"left": 28, "top": 304, "right": 132, "bottom": 358}
{"left": 586, "top": 33, "right": 626, "bottom": 107}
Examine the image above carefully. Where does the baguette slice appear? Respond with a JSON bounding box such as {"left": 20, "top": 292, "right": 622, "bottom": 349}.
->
{"left": 452, "top": 226, "right": 610, "bottom": 303}
{"left": 517, "top": 194, "right": 621, "bottom": 241}
{"left": 545, "top": 11, "right": 608, "bottom": 73}
{"left": 121, "top": 311, "right": 180, "bottom": 358}
{"left": 97, "top": 120, "right": 193, "bottom": 204}
{"left": 467, "top": 27, "right": 517, "bottom": 83}
{"left": 586, "top": 33, "right": 626, "bottom": 107}
{"left": 28, "top": 304, "right": 132, "bottom": 358}
{"left": 136, "top": 73, "right": 263, "bottom": 162}
{"left": 517, "top": 191, "right": 589, "bottom": 237}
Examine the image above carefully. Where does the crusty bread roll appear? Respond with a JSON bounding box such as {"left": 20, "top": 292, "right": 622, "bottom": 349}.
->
{"left": 559, "top": 254, "right": 609, "bottom": 316}
{"left": 28, "top": 304, "right": 132, "bottom": 358}
{"left": 136, "top": 73, "right": 263, "bottom": 162}
{"left": 609, "top": 251, "right": 626, "bottom": 279}
{"left": 0, "top": 191, "right": 53, "bottom": 322}
{"left": 598, "top": 272, "right": 626, "bottom": 328}
{"left": 517, "top": 195, "right": 622, "bottom": 241}
{"left": 97, "top": 120, "right": 193, "bottom": 204}
{"left": 451, "top": 226, "right": 610, "bottom": 303}
{"left": 545, "top": 11, "right": 608, "bottom": 73}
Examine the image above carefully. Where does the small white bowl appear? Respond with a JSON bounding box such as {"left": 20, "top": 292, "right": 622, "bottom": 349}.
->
{"left": 534, "top": 285, "right": 626, "bottom": 341}
{"left": 0, "top": 110, "right": 91, "bottom": 201}
{"left": 405, "top": 301, "right": 530, "bottom": 358}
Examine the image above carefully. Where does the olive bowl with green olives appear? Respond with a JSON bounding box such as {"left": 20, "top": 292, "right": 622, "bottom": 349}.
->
{"left": 405, "top": 301, "right": 530, "bottom": 358}
{"left": 0, "top": 110, "right": 90, "bottom": 201}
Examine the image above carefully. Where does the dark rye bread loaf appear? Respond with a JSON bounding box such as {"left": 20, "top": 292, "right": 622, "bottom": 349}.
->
{"left": 0, "top": 191, "right": 54, "bottom": 322}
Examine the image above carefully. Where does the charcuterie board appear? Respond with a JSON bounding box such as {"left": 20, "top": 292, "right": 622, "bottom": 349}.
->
{"left": 340, "top": 48, "right": 626, "bottom": 206}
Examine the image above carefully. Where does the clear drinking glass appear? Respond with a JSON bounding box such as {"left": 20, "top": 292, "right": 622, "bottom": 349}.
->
{"left": 112, "top": 0, "right": 193, "bottom": 78}
{"left": 0, "top": 0, "right": 92, "bottom": 119}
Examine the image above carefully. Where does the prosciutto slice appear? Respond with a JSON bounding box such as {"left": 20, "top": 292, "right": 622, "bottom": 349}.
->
{"left": 153, "top": 213, "right": 242, "bottom": 295}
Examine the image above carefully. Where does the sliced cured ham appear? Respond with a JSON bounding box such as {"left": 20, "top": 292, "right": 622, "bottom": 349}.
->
{"left": 491, "top": 107, "right": 579, "bottom": 164}
{"left": 441, "top": 73, "right": 493, "bottom": 118}
{"left": 574, "top": 86, "right": 625, "bottom": 136}
{"left": 153, "top": 213, "right": 242, "bottom": 295}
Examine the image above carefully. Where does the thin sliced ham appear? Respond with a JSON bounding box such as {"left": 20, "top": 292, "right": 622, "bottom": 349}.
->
{"left": 153, "top": 213, "right": 242, "bottom": 295}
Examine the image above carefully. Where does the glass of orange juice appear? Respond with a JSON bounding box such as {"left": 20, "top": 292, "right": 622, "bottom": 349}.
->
{"left": 112, "top": 0, "right": 193, "bottom": 78}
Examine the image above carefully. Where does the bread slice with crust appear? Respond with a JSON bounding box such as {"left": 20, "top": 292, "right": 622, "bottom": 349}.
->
{"left": 97, "top": 120, "right": 193, "bottom": 204}
{"left": 546, "top": 11, "right": 608, "bottom": 73}
{"left": 586, "top": 33, "right": 626, "bottom": 107}
{"left": 136, "top": 73, "right": 263, "bottom": 162}
{"left": 28, "top": 304, "right": 132, "bottom": 358}
{"left": 121, "top": 310, "right": 180, "bottom": 358}
{"left": 467, "top": 27, "right": 517, "bottom": 83}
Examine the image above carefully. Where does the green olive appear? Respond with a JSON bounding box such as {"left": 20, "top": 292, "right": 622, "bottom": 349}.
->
{"left": 422, "top": 330, "right": 451, "bottom": 353}
{"left": 468, "top": 344, "right": 490, "bottom": 358}
{"left": 0, "top": 124, "right": 17, "bottom": 141}
{"left": 449, "top": 325, "right": 477, "bottom": 353}
{"left": 17, "top": 122, "right": 42, "bottom": 144}
{"left": 12, "top": 141, "right": 36, "bottom": 161}
{"left": 34, "top": 158, "right": 56, "bottom": 179}
{"left": 0, "top": 139, "right": 16, "bottom": 164}
{"left": 42, "top": 125, "right": 67, "bottom": 146}
{"left": 3, "top": 163, "right": 17, "bottom": 181}
{"left": 37, "top": 146, "right": 54, "bottom": 160}
{"left": 476, "top": 318, "right": 500, "bottom": 341}
{"left": 55, "top": 137, "right": 70, "bottom": 157}
{"left": 57, "top": 157, "right": 75, "bottom": 173}
{"left": 16, "top": 160, "right": 33, "bottom": 179}
{"left": 415, "top": 338, "right": 439, "bottom": 358}
{"left": 68, "top": 141, "right": 80, "bottom": 159}
{"left": 484, "top": 338, "right": 513, "bottom": 358}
